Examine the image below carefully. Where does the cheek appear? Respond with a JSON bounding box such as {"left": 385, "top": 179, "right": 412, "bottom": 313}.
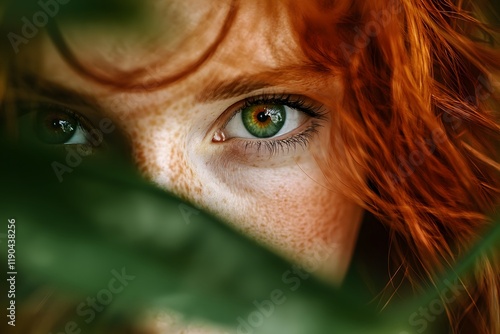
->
{"left": 193, "top": 150, "right": 363, "bottom": 283}
{"left": 105, "top": 99, "right": 205, "bottom": 203}
{"left": 133, "top": 132, "right": 205, "bottom": 202}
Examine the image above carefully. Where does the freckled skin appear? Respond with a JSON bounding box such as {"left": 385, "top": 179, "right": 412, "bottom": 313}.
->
{"left": 38, "top": 0, "right": 364, "bottom": 331}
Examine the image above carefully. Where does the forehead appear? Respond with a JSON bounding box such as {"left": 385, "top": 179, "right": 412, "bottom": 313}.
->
{"left": 36, "top": 0, "right": 306, "bottom": 95}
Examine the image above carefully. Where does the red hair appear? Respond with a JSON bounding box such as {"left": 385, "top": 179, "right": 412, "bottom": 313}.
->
{"left": 284, "top": 0, "right": 500, "bottom": 332}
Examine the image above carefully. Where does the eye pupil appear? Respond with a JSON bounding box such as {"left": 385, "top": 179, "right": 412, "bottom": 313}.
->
{"left": 35, "top": 109, "right": 78, "bottom": 144}
{"left": 256, "top": 111, "right": 269, "bottom": 123}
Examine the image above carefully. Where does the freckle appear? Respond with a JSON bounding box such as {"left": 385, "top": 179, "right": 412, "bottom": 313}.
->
{"left": 193, "top": 185, "right": 202, "bottom": 196}
{"left": 134, "top": 147, "right": 146, "bottom": 166}
{"left": 148, "top": 118, "right": 159, "bottom": 127}
{"left": 241, "top": 186, "right": 256, "bottom": 196}
{"left": 179, "top": 100, "right": 190, "bottom": 111}
{"left": 169, "top": 146, "right": 176, "bottom": 159}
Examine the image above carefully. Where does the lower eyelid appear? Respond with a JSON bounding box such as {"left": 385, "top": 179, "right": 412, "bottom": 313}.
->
{"left": 230, "top": 122, "right": 323, "bottom": 156}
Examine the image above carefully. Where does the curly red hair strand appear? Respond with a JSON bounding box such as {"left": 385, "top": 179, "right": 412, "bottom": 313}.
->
{"left": 285, "top": 0, "right": 500, "bottom": 332}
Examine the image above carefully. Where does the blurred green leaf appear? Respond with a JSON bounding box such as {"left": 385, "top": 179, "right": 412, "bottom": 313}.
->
{"left": 0, "top": 143, "right": 498, "bottom": 334}
{"left": 0, "top": 143, "right": 382, "bottom": 333}
{"left": 0, "top": 0, "right": 143, "bottom": 26}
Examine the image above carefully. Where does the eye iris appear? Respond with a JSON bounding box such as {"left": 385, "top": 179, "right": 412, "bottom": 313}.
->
{"left": 35, "top": 110, "right": 78, "bottom": 144}
{"left": 241, "top": 105, "right": 286, "bottom": 138}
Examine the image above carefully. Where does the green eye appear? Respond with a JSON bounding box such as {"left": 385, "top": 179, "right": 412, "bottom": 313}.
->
{"left": 241, "top": 105, "right": 286, "bottom": 138}
{"left": 35, "top": 109, "right": 78, "bottom": 144}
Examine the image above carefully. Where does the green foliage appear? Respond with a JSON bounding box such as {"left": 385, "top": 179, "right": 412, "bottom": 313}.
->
{"left": 0, "top": 0, "right": 143, "bottom": 27}
{"left": 0, "top": 141, "right": 498, "bottom": 334}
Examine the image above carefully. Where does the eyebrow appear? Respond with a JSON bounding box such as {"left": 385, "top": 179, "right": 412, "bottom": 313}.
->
{"left": 8, "top": 74, "right": 124, "bottom": 130}
{"left": 13, "top": 73, "right": 115, "bottom": 122}
{"left": 197, "top": 64, "right": 332, "bottom": 103}
{"left": 14, "top": 75, "right": 104, "bottom": 111}
{"left": 197, "top": 75, "right": 274, "bottom": 103}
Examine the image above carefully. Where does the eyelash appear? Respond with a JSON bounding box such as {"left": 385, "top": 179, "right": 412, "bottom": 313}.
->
{"left": 224, "top": 94, "right": 327, "bottom": 155}
{"left": 243, "top": 123, "right": 322, "bottom": 155}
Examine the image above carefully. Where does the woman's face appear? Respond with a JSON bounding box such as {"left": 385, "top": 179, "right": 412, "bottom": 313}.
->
{"left": 33, "top": 0, "right": 363, "bottom": 284}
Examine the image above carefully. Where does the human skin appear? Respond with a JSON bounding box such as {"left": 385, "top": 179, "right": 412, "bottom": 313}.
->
{"left": 29, "top": 0, "right": 364, "bottom": 329}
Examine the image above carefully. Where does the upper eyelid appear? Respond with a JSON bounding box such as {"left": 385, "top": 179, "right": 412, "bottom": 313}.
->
{"left": 20, "top": 100, "right": 103, "bottom": 123}
{"left": 10, "top": 75, "right": 109, "bottom": 119}
{"left": 15, "top": 100, "right": 99, "bottom": 133}
{"left": 242, "top": 94, "right": 326, "bottom": 115}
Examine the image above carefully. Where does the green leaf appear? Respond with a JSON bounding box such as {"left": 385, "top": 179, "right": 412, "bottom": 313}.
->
{"left": 1, "top": 141, "right": 498, "bottom": 334}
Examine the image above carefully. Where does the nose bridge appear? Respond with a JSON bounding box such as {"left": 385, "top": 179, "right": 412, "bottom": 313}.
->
{"left": 133, "top": 118, "right": 184, "bottom": 180}
{"left": 121, "top": 101, "right": 203, "bottom": 202}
